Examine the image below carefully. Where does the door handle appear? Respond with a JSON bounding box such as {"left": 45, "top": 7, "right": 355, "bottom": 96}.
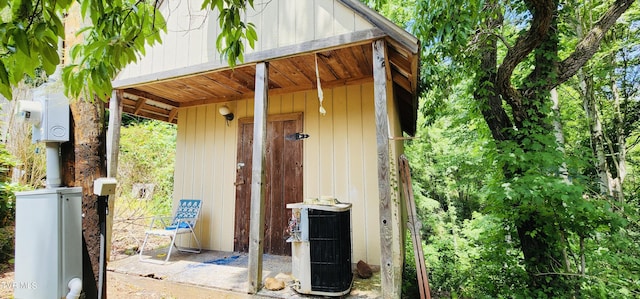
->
{"left": 234, "top": 179, "right": 245, "bottom": 186}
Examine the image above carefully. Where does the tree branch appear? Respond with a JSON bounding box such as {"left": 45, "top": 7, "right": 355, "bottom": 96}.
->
{"left": 555, "top": 0, "right": 637, "bottom": 88}
{"left": 471, "top": 30, "right": 513, "bottom": 50}
{"left": 496, "top": 0, "right": 555, "bottom": 124}
{"left": 475, "top": 0, "right": 514, "bottom": 141}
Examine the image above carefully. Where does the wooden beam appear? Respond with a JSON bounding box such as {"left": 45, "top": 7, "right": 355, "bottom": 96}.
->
{"left": 121, "top": 106, "right": 177, "bottom": 124}
{"left": 248, "top": 62, "right": 269, "bottom": 294}
{"left": 123, "top": 88, "right": 180, "bottom": 108}
{"left": 373, "top": 39, "right": 402, "bottom": 298}
{"left": 391, "top": 69, "right": 412, "bottom": 94}
{"left": 112, "top": 28, "right": 386, "bottom": 89}
{"left": 388, "top": 46, "right": 412, "bottom": 78}
{"left": 167, "top": 108, "right": 179, "bottom": 123}
{"left": 410, "top": 46, "right": 420, "bottom": 100}
{"left": 133, "top": 97, "right": 147, "bottom": 115}
{"left": 179, "top": 77, "right": 373, "bottom": 108}
{"left": 105, "top": 90, "right": 123, "bottom": 262}
{"left": 122, "top": 100, "right": 173, "bottom": 116}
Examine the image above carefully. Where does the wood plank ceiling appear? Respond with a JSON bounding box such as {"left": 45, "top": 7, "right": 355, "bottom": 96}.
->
{"left": 116, "top": 40, "right": 418, "bottom": 135}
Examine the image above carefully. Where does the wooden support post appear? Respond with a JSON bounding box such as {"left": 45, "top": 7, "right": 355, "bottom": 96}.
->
{"left": 248, "top": 62, "right": 269, "bottom": 294}
{"left": 106, "top": 90, "right": 123, "bottom": 261}
{"left": 373, "top": 39, "right": 402, "bottom": 298}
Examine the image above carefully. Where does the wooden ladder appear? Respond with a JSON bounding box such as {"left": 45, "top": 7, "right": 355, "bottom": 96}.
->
{"left": 399, "top": 154, "right": 431, "bottom": 299}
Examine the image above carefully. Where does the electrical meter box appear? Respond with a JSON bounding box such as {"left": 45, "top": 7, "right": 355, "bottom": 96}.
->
{"left": 31, "top": 87, "right": 70, "bottom": 143}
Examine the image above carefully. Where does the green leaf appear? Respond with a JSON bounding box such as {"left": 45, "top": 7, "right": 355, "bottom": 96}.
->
{"left": 13, "top": 29, "right": 30, "bottom": 57}
{"left": 49, "top": 14, "right": 65, "bottom": 37}
{"left": 75, "top": 26, "right": 94, "bottom": 37}
{"left": 0, "top": 60, "right": 9, "bottom": 85}
{"left": 246, "top": 23, "right": 257, "bottom": 49}
{"left": 0, "top": 61, "right": 11, "bottom": 99}
{"left": 81, "top": 0, "right": 90, "bottom": 21}
{"left": 34, "top": 23, "right": 47, "bottom": 40}
{"left": 41, "top": 42, "right": 60, "bottom": 67}
{"left": 41, "top": 49, "right": 58, "bottom": 75}
{"left": 41, "top": 55, "right": 57, "bottom": 75}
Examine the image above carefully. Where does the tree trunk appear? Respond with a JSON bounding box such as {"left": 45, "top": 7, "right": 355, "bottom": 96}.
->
{"left": 579, "top": 70, "right": 613, "bottom": 196}
{"left": 471, "top": 0, "right": 635, "bottom": 294}
{"left": 611, "top": 79, "right": 627, "bottom": 202}
{"left": 64, "top": 4, "right": 108, "bottom": 298}
{"left": 551, "top": 88, "right": 569, "bottom": 180}
{"left": 70, "top": 99, "right": 107, "bottom": 298}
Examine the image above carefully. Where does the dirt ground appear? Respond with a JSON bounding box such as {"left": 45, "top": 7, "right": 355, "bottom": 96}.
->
{"left": 0, "top": 214, "right": 205, "bottom": 299}
{"left": 0, "top": 266, "right": 251, "bottom": 299}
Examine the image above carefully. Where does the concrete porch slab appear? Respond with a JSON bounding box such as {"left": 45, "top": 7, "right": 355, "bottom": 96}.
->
{"left": 108, "top": 249, "right": 382, "bottom": 298}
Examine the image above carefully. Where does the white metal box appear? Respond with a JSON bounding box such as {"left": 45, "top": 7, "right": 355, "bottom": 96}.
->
{"left": 14, "top": 187, "right": 82, "bottom": 299}
{"left": 93, "top": 177, "right": 117, "bottom": 196}
{"left": 32, "top": 87, "right": 70, "bottom": 143}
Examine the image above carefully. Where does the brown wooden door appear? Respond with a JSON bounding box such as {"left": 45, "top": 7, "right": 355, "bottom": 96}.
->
{"left": 234, "top": 113, "right": 303, "bottom": 255}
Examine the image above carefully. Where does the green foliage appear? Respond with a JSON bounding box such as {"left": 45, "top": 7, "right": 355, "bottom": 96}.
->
{"left": 0, "top": 0, "right": 70, "bottom": 99}
{"left": 0, "top": 142, "right": 27, "bottom": 265}
{"left": 0, "top": 143, "right": 17, "bottom": 227}
{"left": 461, "top": 213, "right": 528, "bottom": 298}
{"left": 117, "top": 120, "right": 176, "bottom": 215}
{"left": 0, "top": 226, "right": 14, "bottom": 266}
{"left": 0, "top": 0, "right": 167, "bottom": 101}
{"left": 63, "top": 0, "right": 166, "bottom": 101}
{"left": 579, "top": 218, "right": 640, "bottom": 298}
{"left": 202, "top": 0, "right": 258, "bottom": 66}
{"left": 372, "top": 0, "right": 640, "bottom": 297}
{"left": 412, "top": 0, "right": 485, "bottom": 96}
{"left": 1, "top": 1, "right": 256, "bottom": 102}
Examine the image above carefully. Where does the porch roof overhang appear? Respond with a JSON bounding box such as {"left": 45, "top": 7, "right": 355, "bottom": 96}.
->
{"left": 112, "top": 4, "right": 420, "bottom": 136}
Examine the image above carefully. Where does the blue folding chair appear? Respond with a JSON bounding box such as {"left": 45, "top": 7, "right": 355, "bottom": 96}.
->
{"left": 139, "top": 199, "right": 202, "bottom": 263}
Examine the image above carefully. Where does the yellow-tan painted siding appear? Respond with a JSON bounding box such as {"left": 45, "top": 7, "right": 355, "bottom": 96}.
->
{"left": 115, "top": 0, "right": 375, "bottom": 82}
{"left": 173, "top": 82, "right": 389, "bottom": 264}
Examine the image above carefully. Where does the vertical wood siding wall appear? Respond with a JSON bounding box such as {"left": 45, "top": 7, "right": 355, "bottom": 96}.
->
{"left": 116, "top": 0, "right": 373, "bottom": 82}
{"left": 173, "top": 82, "right": 403, "bottom": 264}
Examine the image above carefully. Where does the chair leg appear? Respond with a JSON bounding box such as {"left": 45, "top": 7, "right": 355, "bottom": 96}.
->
{"left": 174, "top": 232, "right": 201, "bottom": 253}
{"left": 165, "top": 234, "right": 178, "bottom": 263}
{"left": 139, "top": 233, "right": 151, "bottom": 261}
{"left": 192, "top": 232, "right": 201, "bottom": 253}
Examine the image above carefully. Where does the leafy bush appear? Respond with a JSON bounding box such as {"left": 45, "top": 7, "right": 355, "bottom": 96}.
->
{"left": 116, "top": 120, "right": 176, "bottom": 217}
{"left": 0, "top": 144, "right": 17, "bottom": 227}
{"left": 0, "top": 226, "right": 14, "bottom": 265}
{"left": 0, "top": 143, "right": 25, "bottom": 265}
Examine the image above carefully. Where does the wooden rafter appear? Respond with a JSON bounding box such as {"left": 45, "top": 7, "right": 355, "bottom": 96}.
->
{"left": 123, "top": 88, "right": 179, "bottom": 108}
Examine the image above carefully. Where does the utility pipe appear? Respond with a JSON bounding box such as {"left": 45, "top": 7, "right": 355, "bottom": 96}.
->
{"left": 66, "top": 278, "right": 82, "bottom": 299}
{"left": 45, "top": 142, "right": 61, "bottom": 188}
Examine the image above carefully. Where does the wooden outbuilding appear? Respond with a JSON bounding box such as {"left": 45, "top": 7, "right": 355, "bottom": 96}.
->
{"left": 109, "top": 0, "right": 420, "bottom": 297}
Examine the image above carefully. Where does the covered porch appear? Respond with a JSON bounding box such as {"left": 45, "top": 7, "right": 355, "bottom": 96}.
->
{"left": 108, "top": 249, "right": 381, "bottom": 298}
